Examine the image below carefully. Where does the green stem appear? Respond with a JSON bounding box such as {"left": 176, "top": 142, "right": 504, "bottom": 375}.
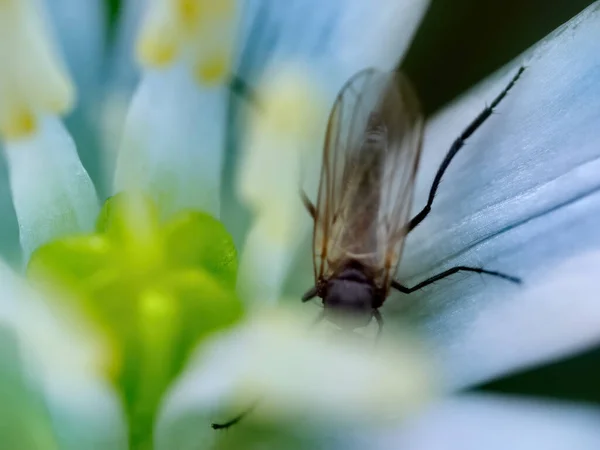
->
{"left": 126, "top": 290, "right": 178, "bottom": 450}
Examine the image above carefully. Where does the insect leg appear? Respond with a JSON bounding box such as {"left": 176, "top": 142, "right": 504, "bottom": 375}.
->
{"left": 211, "top": 402, "right": 259, "bottom": 430}
{"left": 407, "top": 66, "right": 526, "bottom": 233}
{"left": 300, "top": 189, "right": 317, "bottom": 220}
{"left": 302, "top": 285, "right": 318, "bottom": 302}
{"left": 392, "top": 266, "right": 521, "bottom": 294}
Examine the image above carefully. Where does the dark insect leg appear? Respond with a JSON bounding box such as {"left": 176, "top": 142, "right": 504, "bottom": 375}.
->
{"left": 302, "top": 285, "right": 318, "bottom": 302}
{"left": 211, "top": 402, "right": 259, "bottom": 431}
{"left": 392, "top": 266, "right": 521, "bottom": 294}
{"left": 300, "top": 189, "right": 317, "bottom": 220}
{"left": 407, "top": 66, "right": 526, "bottom": 233}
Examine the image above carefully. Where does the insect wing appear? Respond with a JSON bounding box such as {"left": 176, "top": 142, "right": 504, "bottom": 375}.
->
{"left": 312, "top": 69, "right": 423, "bottom": 294}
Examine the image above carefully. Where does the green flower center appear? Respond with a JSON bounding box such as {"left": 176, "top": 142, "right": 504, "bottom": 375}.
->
{"left": 27, "top": 192, "right": 243, "bottom": 449}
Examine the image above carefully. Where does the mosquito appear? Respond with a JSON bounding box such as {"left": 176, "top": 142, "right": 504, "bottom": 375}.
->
{"left": 300, "top": 66, "right": 524, "bottom": 334}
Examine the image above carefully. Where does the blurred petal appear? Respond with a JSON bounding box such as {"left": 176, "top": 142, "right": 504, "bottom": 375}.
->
{"left": 115, "top": 64, "right": 228, "bottom": 218}
{"left": 234, "top": 0, "right": 430, "bottom": 305}
{"left": 0, "top": 260, "right": 127, "bottom": 449}
{"left": 5, "top": 117, "right": 99, "bottom": 262}
{"left": 236, "top": 0, "right": 430, "bottom": 81}
{"left": 0, "top": 0, "right": 74, "bottom": 141}
{"left": 386, "top": 2, "right": 600, "bottom": 388}
{"left": 159, "top": 307, "right": 437, "bottom": 437}
{"left": 0, "top": 327, "right": 58, "bottom": 449}
{"left": 339, "top": 395, "right": 600, "bottom": 450}
{"left": 115, "top": 0, "right": 239, "bottom": 219}
{"left": 42, "top": 0, "right": 108, "bottom": 194}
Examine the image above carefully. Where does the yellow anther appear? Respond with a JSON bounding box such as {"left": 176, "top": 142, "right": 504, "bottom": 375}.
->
{"left": 195, "top": 52, "right": 229, "bottom": 86}
{"left": 175, "top": 0, "right": 203, "bottom": 32}
{"left": 136, "top": 0, "right": 237, "bottom": 86}
{"left": 137, "top": 32, "right": 178, "bottom": 67}
{"left": 237, "top": 66, "right": 328, "bottom": 216}
{"left": 0, "top": 0, "right": 74, "bottom": 141}
{"left": 0, "top": 107, "right": 37, "bottom": 140}
{"left": 256, "top": 70, "right": 326, "bottom": 139}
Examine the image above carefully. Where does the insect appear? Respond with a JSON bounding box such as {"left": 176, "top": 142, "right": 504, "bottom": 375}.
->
{"left": 300, "top": 66, "right": 524, "bottom": 334}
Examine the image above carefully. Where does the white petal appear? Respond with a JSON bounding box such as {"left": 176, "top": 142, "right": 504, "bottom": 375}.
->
{"left": 340, "top": 395, "right": 600, "bottom": 450}
{"left": 0, "top": 0, "right": 75, "bottom": 140}
{"left": 0, "top": 260, "right": 126, "bottom": 449}
{"left": 386, "top": 2, "right": 600, "bottom": 388}
{"left": 115, "top": 0, "right": 240, "bottom": 218}
{"left": 42, "top": 0, "right": 108, "bottom": 193}
{"left": 159, "top": 307, "right": 437, "bottom": 435}
{"left": 114, "top": 64, "right": 227, "bottom": 218}
{"left": 5, "top": 117, "right": 99, "bottom": 261}
{"left": 235, "top": 0, "right": 430, "bottom": 304}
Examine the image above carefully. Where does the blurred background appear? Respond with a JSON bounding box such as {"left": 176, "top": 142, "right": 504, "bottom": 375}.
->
{"left": 104, "top": 0, "right": 596, "bottom": 117}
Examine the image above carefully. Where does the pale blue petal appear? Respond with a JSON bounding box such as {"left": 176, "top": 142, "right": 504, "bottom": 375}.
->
{"left": 336, "top": 395, "right": 600, "bottom": 450}
{"left": 42, "top": 0, "right": 108, "bottom": 193}
{"left": 114, "top": 64, "right": 227, "bottom": 218}
{"left": 383, "top": 2, "right": 600, "bottom": 388}
{"left": 5, "top": 117, "right": 99, "bottom": 262}
{"left": 236, "top": 0, "right": 430, "bottom": 84}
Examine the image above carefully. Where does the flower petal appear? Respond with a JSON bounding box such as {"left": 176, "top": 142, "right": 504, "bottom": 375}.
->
{"left": 5, "top": 117, "right": 99, "bottom": 262}
{"left": 385, "top": 2, "right": 600, "bottom": 388}
{"left": 43, "top": 0, "right": 108, "bottom": 193}
{"left": 114, "top": 64, "right": 228, "bottom": 219}
{"left": 0, "top": 260, "right": 127, "bottom": 449}
{"left": 234, "top": 0, "right": 430, "bottom": 304}
{"left": 115, "top": 0, "right": 240, "bottom": 219}
{"left": 159, "top": 306, "right": 438, "bottom": 437}
{"left": 0, "top": 327, "right": 58, "bottom": 449}
{"left": 0, "top": 0, "right": 75, "bottom": 141}
{"left": 337, "top": 395, "right": 600, "bottom": 450}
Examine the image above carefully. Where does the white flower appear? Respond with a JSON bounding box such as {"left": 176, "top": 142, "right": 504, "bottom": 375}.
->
{"left": 0, "top": 0, "right": 599, "bottom": 449}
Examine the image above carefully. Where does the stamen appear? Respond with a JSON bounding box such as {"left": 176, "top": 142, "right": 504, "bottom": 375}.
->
{"left": 136, "top": 0, "right": 237, "bottom": 86}
{"left": 0, "top": 0, "right": 75, "bottom": 141}
{"left": 238, "top": 66, "right": 327, "bottom": 212}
